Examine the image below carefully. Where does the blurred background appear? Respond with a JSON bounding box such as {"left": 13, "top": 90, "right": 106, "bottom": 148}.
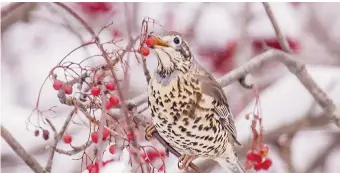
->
{"left": 1, "top": 2, "right": 340, "bottom": 173}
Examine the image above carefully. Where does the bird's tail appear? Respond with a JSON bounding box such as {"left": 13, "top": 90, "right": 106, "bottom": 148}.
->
{"left": 215, "top": 157, "right": 246, "bottom": 173}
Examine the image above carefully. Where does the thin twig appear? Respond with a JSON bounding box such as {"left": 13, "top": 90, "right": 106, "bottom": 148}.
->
{"left": 45, "top": 109, "right": 75, "bottom": 172}
{"left": 262, "top": 2, "right": 291, "bottom": 53}
{"left": 1, "top": 125, "right": 47, "bottom": 173}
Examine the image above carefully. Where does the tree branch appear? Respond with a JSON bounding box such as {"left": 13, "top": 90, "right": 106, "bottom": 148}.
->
{"left": 1, "top": 125, "right": 47, "bottom": 173}
{"left": 262, "top": 2, "right": 339, "bottom": 127}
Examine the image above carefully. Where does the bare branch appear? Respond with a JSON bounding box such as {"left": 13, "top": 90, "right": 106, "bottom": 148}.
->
{"left": 1, "top": 125, "right": 47, "bottom": 173}
{"left": 262, "top": 2, "right": 339, "bottom": 126}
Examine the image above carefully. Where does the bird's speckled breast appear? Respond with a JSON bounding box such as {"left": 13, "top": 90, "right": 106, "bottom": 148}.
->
{"left": 148, "top": 73, "right": 232, "bottom": 157}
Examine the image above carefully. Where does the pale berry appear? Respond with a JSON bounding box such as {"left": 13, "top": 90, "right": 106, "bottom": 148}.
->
{"left": 105, "top": 81, "right": 115, "bottom": 91}
{"left": 140, "top": 47, "right": 150, "bottom": 56}
{"left": 64, "top": 85, "right": 73, "bottom": 95}
{"left": 63, "top": 134, "right": 72, "bottom": 144}
{"left": 53, "top": 80, "right": 63, "bottom": 90}
{"left": 109, "top": 95, "right": 119, "bottom": 106}
{"left": 91, "top": 86, "right": 101, "bottom": 96}
{"left": 109, "top": 145, "right": 115, "bottom": 154}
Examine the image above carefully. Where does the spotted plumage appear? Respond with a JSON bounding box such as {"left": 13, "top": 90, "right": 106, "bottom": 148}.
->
{"left": 146, "top": 31, "right": 246, "bottom": 173}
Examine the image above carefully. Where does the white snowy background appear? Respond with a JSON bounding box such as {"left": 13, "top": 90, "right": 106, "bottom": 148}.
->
{"left": 1, "top": 2, "right": 340, "bottom": 173}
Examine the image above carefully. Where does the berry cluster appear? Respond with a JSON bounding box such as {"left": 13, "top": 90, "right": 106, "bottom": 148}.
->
{"left": 139, "top": 36, "right": 157, "bottom": 57}
{"left": 53, "top": 80, "right": 73, "bottom": 95}
{"left": 244, "top": 89, "right": 273, "bottom": 171}
{"left": 86, "top": 159, "right": 114, "bottom": 173}
{"left": 246, "top": 145, "right": 272, "bottom": 171}
{"left": 33, "top": 129, "right": 50, "bottom": 140}
{"left": 52, "top": 78, "right": 120, "bottom": 110}
{"left": 91, "top": 127, "right": 111, "bottom": 143}
{"left": 77, "top": 2, "right": 113, "bottom": 15}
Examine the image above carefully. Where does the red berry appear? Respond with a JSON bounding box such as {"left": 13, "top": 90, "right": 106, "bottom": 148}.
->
{"left": 127, "top": 132, "right": 134, "bottom": 141}
{"left": 87, "top": 164, "right": 95, "bottom": 171}
{"left": 63, "top": 134, "right": 72, "bottom": 144}
{"left": 91, "top": 86, "right": 101, "bottom": 96}
{"left": 253, "top": 162, "right": 262, "bottom": 171}
{"left": 145, "top": 36, "right": 156, "bottom": 47}
{"left": 246, "top": 151, "right": 262, "bottom": 163}
{"left": 34, "top": 130, "right": 39, "bottom": 136}
{"left": 105, "top": 81, "right": 115, "bottom": 91}
{"left": 102, "top": 128, "right": 110, "bottom": 140}
{"left": 140, "top": 47, "right": 150, "bottom": 56}
{"left": 112, "top": 29, "right": 121, "bottom": 38}
{"left": 109, "top": 145, "right": 115, "bottom": 154}
{"left": 42, "top": 130, "right": 49, "bottom": 140}
{"left": 261, "top": 158, "right": 272, "bottom": 170}
{"left": 64, "top": 85, "right": 73, "bottom": 95}
{"left": 109, "top": 95, "right": 120, "bottom": 106}
{"left": 91, "top": 131, "right": 99, "bottom": 143}
{"left": 106, "top": 100, "right": 113, "bottom": 110}
{"left": 53, "top": 80, "right": 63, "bottom": 90}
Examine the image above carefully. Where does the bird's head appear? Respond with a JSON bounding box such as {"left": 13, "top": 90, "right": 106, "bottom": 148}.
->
{"left": 148, "top": 31, "right": 193, "bottom": 78}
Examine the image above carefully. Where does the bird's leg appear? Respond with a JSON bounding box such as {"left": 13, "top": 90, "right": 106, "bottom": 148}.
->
{"left": 178, "top": 154, "right": 198, "bottom": 171}
{"left": 144, "top": 124, "right": 156, "bottom": 141}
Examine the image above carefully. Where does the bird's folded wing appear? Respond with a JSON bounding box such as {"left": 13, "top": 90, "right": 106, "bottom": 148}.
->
{"left": 192, "top": 67, "right": 241, "bottom": 146}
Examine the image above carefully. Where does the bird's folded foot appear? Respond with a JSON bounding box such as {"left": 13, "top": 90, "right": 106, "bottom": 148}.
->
{"left": 144, "top": 124, "right": 156, "bottom": 141}
{"left": 178, "top": 154, "right": 198, "bottom": 171}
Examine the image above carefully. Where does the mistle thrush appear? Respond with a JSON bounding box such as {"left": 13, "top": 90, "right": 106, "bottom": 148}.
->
{"left": 145, "top": 31, "right": 246, "bottom": 173}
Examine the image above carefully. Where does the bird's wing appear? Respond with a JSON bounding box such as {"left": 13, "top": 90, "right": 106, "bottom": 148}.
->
{"left": 192, "top": 66, "right": 241, "bottom": 146}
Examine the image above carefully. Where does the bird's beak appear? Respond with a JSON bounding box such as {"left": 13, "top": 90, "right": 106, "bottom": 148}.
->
{"left": 149, "top": 36, "right": 169, "bottom": 48}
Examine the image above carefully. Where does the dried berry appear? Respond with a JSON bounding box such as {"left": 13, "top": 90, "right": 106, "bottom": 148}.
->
{"left": 34, "top": 130, "right": 39, "bottom": 136}
{"left": 42, "top": 130, "right": 49, "bottom": 140}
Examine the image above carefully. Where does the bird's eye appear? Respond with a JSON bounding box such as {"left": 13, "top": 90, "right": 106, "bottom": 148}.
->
{"left": 173, "top": 36, "right": 181, "bottom": 45}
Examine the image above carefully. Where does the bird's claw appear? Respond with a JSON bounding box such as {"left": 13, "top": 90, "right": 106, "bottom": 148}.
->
{"left": 178, "top": 155, "right": 198, "bottom": 172}
{"left": 144, "top": 124, "right": 156, "bottom": 141}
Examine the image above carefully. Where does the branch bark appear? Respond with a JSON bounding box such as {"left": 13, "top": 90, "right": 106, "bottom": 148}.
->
{"left": 1, "top": 125, "right": 47, "bottom": 173}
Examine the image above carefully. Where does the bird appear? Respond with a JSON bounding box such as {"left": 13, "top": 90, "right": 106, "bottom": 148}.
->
{"left": 144, "top": 31, "right": 246, "bottom": 173}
